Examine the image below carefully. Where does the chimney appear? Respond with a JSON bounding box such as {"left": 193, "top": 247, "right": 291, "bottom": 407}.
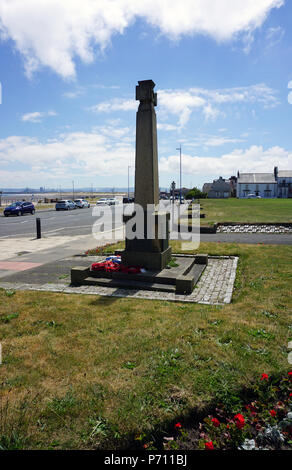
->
{"left": 237, "top": 171, "right": 240, "bottom": 178}
{"left": 274, "top": 166, "right": 278, "bottom": 179}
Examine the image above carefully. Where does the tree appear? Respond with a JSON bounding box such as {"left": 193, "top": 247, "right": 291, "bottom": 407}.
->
{"left": 185, "top": 187, "right": 207, "bottom": 199}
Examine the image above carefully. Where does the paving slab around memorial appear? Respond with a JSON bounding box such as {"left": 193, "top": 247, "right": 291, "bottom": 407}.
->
{"left": 0, "top": 255, "right": 238, "bottom": 305}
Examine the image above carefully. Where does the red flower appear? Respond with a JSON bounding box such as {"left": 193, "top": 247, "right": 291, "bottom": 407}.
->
{"left": 205, "top": 441, "right": 214, "bottom": 450}
{"left": 261, "top": 373, "right": 269, "bottom": 381}
{"left": 270, "top": 410, "right": 276, "bottom": 417}
{"left": 246, "top": 403, "right": 257, "bottom": 414}
{"left": 174, "top": 422, "right": 182, "bottom": 429}
{"left": 288, "top": 372, "right": 292, "bottom": 379}
{"left": 234, "top": 413, "right": 245, "bottom": 430}
{"left": 211, "top": 417, "right": 220, "bottom": 428}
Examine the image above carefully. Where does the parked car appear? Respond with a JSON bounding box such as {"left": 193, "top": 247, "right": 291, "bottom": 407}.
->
{"left": 123, "top": 197, "right": 134, "bottom": 203}
{"left": 55, "top": 200, "right": 76, "bottom": 211}
{"left": 107, "top": 198, "right": 119, "bottom": 205}
{"left": 74, "top": 199, "right": 91, "bottom": 208}
{"left": 247, "top": 194, "right": 261, "bottom": 199}
{"left": 96, "top": 198, "right": 109, "bottom": 205}
{"left": 4, "top": 201, "right": 35, "bottom": 217}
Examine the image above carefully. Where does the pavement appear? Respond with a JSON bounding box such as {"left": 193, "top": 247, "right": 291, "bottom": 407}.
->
{"left": 200, "top": 232, "right": 292, "bottom": 245}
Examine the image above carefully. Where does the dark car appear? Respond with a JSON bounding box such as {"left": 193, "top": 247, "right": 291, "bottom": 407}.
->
{"left": 4, "top": 201, "right": 35, "bottom": 217}
{"left": 122, "top": 197, "right": 134, "bottom": 203}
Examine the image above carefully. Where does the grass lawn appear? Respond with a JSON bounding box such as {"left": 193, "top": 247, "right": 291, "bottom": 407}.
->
{"left": 0, "top": 241, "right": 291, "bottom": 449}
{"left": 198, "top": 198, "right": 292, "bottom": 225}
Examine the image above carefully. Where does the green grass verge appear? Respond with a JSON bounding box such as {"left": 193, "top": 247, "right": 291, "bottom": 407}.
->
{"left": 0, "top": 241, "right": 291, "bottom": 449}
{"left": 197, "top": 198, "right": 292, "bottom": 226}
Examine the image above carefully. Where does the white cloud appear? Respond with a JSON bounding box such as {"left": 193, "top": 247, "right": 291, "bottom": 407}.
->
{"left": 265, "top": 25, "right": 285, "bottom": 48}
{"left": 89, "top": 98, "right": 137, "bottom": 113}
{"left": 0, "top": 0, "right": 284, "bottom": 78}
{"left": 203, "top": 104, "right": 222, "bottom": 122}
{"left": 0, "top": 126, "right": 135, "bottom": 186}
{"left": 21, "top": 110, "right": 57, "bottom": 123}
{"left": 204, "top": 136, "right": 244, "bottom": 147}
{"left": 93, "top": 83, "right": 279, "bottom": 127}
{"left": 1, "top": 124, "right": 291, "bottom": 187}
{"left": 191, "top": 83, "right": 280, "bottom": 107}
{"left": 157, "top": 123, "right": 178, "bottom": 132}
{"left": 159, "top": 145, "right": 292, "bottom": 177}
{"left": 63, "top": 87, "right": 85, "bottom": 99}
{"left": 158, "top": 90, "right": 205, "bottom": 127}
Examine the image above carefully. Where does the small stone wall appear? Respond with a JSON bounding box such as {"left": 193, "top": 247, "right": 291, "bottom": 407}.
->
{"left": 216, "top": 224, "right": 292, "bottom": 234}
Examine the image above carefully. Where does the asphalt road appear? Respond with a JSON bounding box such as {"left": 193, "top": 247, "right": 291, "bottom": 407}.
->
{"left": 1, "top": 204, "right": 292, "bottom": 245}
{"left": 0, "top": 205, "right": 126, "bottom": 239}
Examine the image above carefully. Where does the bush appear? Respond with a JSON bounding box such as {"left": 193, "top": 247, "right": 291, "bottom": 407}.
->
{"left": 185, "top": 187, "right": 207, "bottom": 200}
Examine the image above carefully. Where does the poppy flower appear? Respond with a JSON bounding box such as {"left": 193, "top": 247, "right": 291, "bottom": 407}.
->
{"left": 270, "top": 410, "right": 276, "bottom": 417}
{"left": 211, "top": 417, "right": 220, "bottom": 428}
{"left": 288, "top": 371, "right": 292, "bottom": 379}
{"left": 205, "top": 441, "right": 214, "bottom": 450}
{"left": 234, "top": 413, "right": 245, "bottom": 430}
{"left": 261, "top": 373, "right": 269, "bottom": 381}
{"left": 174, "top": 422, "right": 182, "bottom": 429}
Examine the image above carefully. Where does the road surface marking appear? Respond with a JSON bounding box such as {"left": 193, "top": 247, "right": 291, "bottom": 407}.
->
{"left": 0, "top": 261, "right": 42, "bottom": 271}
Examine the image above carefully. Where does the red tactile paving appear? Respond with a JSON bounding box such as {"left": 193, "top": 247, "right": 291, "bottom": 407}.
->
{"left": 0, "top": 261, "right": 42, "bottom": 272}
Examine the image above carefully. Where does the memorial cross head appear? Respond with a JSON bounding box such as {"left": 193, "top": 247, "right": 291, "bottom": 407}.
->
{"left": 136, "top": 80, "right": 157, "bottom": 106}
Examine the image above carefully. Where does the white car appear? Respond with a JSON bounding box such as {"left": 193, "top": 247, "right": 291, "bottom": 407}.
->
{"left": 96, "top": 198, "right": 109, "bottom": 205}
{"left": 74, "top": 199, "right": 90, "bottom": 208}
{"left": 107, "top": 198, "right": 119, "bottom": 205}
{"left": 247, "top": 194, "right": 261, "bottom": 199}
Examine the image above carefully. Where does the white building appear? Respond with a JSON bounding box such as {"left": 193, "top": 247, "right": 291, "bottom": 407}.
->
{"left": 237, "top": 167, "right": 292, "bottom": 198}
{"left": 237, "top": 172, "right": 277, "bottom": 198}
{"left": 276, "top": 169, "right": 292, "bottom": 198}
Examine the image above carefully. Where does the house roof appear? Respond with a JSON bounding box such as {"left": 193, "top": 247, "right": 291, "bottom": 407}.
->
{"left": 202, "top": 183, "right": 212, "bottom": 193}
{"left": 238, "top": 173, "right": 276, "bottom": 184}
{"left": 278, "top": 170, "right": 292, "bottom": 178}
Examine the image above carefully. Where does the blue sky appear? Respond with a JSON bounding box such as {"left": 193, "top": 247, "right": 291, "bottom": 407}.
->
{"left": 0, "top": 0, "right": 291, "bottom": 190}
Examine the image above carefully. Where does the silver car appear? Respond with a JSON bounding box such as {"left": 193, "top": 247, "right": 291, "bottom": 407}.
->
{"left": 55, "top": 200, "right": 76, "bottom": 211}
{"left": 74, "top": 199, "right": 91, "bottom": 208}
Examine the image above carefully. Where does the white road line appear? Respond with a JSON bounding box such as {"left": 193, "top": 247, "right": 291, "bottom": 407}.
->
{"left": 44, "top": 227, "right": 66, "bottom": 234}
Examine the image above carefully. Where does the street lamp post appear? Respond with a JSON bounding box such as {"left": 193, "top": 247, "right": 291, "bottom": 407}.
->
{"left": 176, "top": 144, "right": 182, "bottom": 204}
